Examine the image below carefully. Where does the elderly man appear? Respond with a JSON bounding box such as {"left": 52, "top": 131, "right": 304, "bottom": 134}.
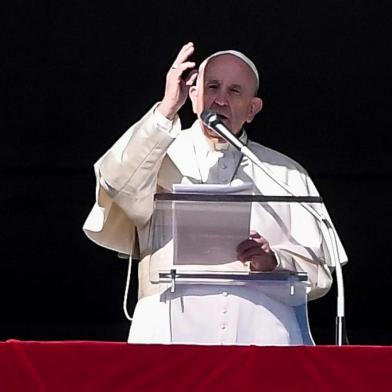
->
{"left": 83, "top": 43, "right": 347, "bottom": 345}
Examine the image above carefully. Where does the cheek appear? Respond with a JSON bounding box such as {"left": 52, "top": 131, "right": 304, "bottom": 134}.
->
{"left": 231, "top": 106, "right": 252, "bottom": 127}
{"left": 203, "top": 92, "right": 214, "bottom": 105}
{"left": 232, "top": 103, "right": 247, "bottom": 117}
{"left": 240, "top": 103, "right": 253, "bottom": 119}
{"left": 192, "top": 92, "right": 207, "bottom": 114}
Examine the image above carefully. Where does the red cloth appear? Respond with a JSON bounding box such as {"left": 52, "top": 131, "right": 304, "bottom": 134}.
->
{"left": 0, "top": 340, "right": 391, "bottom": 391}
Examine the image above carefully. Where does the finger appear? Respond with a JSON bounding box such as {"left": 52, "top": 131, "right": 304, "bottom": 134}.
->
{"left": 249, "top": 233, "right": 269, "bottom": 246}
{"left": 169, "top": 62, "right": 196, "bottom": 87}
{"left": 185, "top": 70, "right": 198, "bottom": 86}
{"left": 237, "top": 233, "right": 268, "bottom": 252}
{"left": 249, "top": 230, "right": 260, "bottom": 237}
{"left": 249, "top": 232, "right": 269, "bottom": 243}
{"left": 172, "top": 61, "right": 196, "bottom": 73}
{"left": 174, "top": 42, "right": 194, "bottom": 66}
{"left": 168, "top": 62, "right": 196, "bottom": 81}
{"left": 261, "top": 242, "right": 270, "bottom": 252}
{"left": 238, "top": 247, "right": 270, "bottom": 262}
{"left": 237, "top": 237, "right": 271, "bottom": 259}
{"left": 254, "top": 237, "right": 270, "bottom": 252}
{"left": 237, "top": 239, "right": 262, "bottom": 255}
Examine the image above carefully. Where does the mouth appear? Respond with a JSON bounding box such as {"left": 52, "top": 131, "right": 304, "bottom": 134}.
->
{"left": 211, "top": 112, "right": 231, "bottom": 131}
{"left": 205, "top": 106, "right": 230, "bottom": 121}
{"left": 215, "top": 112, "right": 229, "bottom": 122}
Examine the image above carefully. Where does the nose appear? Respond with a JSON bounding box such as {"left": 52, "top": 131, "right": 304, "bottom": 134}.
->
{"left": 214, "top": 90, "right": 228, "bottom": 106}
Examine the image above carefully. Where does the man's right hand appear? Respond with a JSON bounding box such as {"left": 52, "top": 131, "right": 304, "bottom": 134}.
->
{"left": 157, "top": 42, "right": 198, "bottom": 120}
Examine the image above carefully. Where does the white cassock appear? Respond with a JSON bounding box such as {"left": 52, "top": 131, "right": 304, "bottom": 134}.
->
{"left": 83, "top": 105, "right": 347, "bottom": 345}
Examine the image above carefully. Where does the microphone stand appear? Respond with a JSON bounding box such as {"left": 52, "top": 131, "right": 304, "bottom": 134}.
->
{"left": 201, "top": 111, "right": 347, "bottom": 345}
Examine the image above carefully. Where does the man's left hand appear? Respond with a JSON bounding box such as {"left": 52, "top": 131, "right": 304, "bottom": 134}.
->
{"left": 237, "top": 230, "right": 277, "bottom": 272}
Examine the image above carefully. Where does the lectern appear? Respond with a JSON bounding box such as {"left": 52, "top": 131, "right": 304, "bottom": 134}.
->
{"left": 144, "top": 192, "right": 324, "bottom": 345}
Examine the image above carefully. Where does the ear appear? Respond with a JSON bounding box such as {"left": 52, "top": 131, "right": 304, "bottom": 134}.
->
{"left": 189, "top": 86, "right": 199, "bottom": 114}
{"left": 246, "top": 97, "right": 263, "bottom": 123}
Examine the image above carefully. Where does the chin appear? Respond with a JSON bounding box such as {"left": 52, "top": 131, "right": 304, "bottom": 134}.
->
{"left": 202, "top": 127, "right": 226, "bottom": 143}
{"left": 210, "top": 136, "right": 226, "bottom": 144}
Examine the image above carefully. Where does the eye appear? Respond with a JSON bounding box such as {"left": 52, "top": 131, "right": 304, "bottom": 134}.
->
{"left": 230, "top": 87, "right": 241, "bottom": 95}
{"left": 207, "top": 84, "right": 218, "bottom": 89}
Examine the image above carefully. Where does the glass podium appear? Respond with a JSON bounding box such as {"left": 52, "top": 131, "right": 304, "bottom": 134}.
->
{"left": 146, "top": 193, "right": 324, "bottom": 345}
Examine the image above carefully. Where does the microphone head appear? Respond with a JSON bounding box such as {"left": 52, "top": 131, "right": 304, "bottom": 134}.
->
{"left": 200, "top": 110, "right": 219, "bottom": 127}
{"left": 200, "top": 109, "right": 243, "bottom": 150}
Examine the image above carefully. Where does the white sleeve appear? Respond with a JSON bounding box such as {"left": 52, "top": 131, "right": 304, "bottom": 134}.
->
{"left": 98, "top": 104, "right": 182, "bottom": 226}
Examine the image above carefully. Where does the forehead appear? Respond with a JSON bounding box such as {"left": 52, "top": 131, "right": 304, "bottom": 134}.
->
{"left": 204, "top": 54, "right": 257, "bottom": 89}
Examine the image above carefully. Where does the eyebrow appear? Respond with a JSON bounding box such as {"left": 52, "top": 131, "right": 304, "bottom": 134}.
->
{"left": 205, "top": 80, "right": 244, "bottom": 90}
{"left": 205, "top": 79, "right": 220, "bottom": 84}
{"left": 230, "top": 84, "right": 243, "bottom": 90}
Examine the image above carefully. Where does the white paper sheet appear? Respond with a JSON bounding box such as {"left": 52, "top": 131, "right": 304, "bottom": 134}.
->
{"left": 172, "top": 183, "right": 252, "bottom": 267}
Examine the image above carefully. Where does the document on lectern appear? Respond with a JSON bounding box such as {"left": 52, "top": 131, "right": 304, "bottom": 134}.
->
{"left": 172, "top": 182, "right": 253, "bottom": 194}
{"left": 172, "top": 183, "right": 252, "bottom": 266}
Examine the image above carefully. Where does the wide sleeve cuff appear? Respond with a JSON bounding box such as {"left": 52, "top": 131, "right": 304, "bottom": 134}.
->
{"left": 271, "top": 248, "right": 296, "bottom": 272}
{"left": 153, "top": 106, "right": 175, "bottom": 134}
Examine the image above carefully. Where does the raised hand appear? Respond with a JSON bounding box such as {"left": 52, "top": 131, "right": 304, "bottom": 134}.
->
{"left": 157, "top": 42, "right": 198, "bottom": 120}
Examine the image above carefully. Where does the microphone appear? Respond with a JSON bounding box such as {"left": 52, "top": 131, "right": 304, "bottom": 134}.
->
{"left": 200, "top": 110, "right": 244, "bottom": 151}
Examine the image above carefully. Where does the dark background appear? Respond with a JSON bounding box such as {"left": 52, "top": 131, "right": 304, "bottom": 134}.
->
{"left": 2, "top": 1, "right": 391, "bottom": 344}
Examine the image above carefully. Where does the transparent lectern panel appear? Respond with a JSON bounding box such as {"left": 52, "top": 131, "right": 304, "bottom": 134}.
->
{"left": 148, "top": 194, "right": 324, "bottom": 284}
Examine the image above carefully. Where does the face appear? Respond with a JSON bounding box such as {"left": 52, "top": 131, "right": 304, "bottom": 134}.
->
{"left": 190, "top": 54, "right": 263, "bottom": 142}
